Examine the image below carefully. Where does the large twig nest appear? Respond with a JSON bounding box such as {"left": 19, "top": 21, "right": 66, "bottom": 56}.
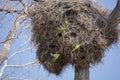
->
{"left": 29, "top": 0, "right": 119, "bottom": 75}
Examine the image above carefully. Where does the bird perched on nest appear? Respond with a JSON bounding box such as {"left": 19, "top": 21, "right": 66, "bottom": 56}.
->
{"left": 29, "top": 0, "right": 120, "bottom": 75}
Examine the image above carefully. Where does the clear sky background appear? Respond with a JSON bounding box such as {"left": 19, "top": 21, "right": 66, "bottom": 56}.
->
{"left": 0, "top": 0, "right": 120, "bottom": 80}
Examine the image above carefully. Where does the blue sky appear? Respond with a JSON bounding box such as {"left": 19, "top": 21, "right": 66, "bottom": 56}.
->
{"left": 0, "top": 0, "right": 120, "bottom": 80}
{"left": 98, "top": 0, "right": 117, "bottom": 9}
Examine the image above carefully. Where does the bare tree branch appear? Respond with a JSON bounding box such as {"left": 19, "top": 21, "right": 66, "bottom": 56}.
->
{"left": 0, "top": 12, "right": 27, "bottom": 64}
{"left": 6, "top": 60, "right": 38, "bottom": 68}
{"left": 0, "top": 60, "right": 37, "bottom": 79}
{"left": 19, "top": 0, "right": 27, "bottom": 7}
{"left": 8, "top": 47, "right": 34, "bottom": 59}
{"left": 0, "top": 8, "right": 19, "bottom": 13}
{"left": 108, "top": 0, "right": 120, "bottom": 27}
{"left": 0, "top": 60, "right": 8, "bottom": 78}
{"left": 7, "top": 76, "right": 31, "bottom": 80}
{"left": 0, "top": 0, "right": 37, "bottom": 79}
{"left": 0, "top": 24, "right": 31, "bottom": 45}
{"left": 0, "top": 38, "right": 14, "bottom": 44}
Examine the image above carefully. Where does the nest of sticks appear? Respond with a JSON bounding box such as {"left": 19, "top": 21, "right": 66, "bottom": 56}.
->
{"left": 29, "top": 0, "right": 119, "bottom": 75}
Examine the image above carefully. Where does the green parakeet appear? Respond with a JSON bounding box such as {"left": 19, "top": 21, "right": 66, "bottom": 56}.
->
{"left": 59, "top": 27, "right": 65, "bottom": 33}
{"left": 52, "top": 53, "right": 60, "bottom": 62}
{"left": 64, "top": 18, "right": 69, "bottom": 27}
{"left": 72, "top": 43, "right": 80, "bottom": 51}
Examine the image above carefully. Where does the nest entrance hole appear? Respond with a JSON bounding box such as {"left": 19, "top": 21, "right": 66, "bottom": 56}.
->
{"left": 63, "top": 9, "right": 78, "bottom": 23}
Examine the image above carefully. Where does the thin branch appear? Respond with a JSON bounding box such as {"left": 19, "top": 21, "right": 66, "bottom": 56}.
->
{"left": 8, "top": 47, "right": 34, "bottom": 59}
{"left": 19, "top": 0, "right": 27, "bottom": 7}
{"left": 7, "top": 76, "right": 31, "bottom": 80}
{"left": 0, "top": 24, "right": 31, "bottom": 45}
{"left": 14, "top": 24, "right": 31, "bottom": 40}
{"left": 0, "top": 8, "right": 19, "bottom": 13}
{"left": 0, "top": 38, "right": 14, "bottom": 44}
{"left": 0, "top": 60, "right": 8, "bottom": 78}
{"left": 6, "top": 61, "right": 38, "bottom": 68}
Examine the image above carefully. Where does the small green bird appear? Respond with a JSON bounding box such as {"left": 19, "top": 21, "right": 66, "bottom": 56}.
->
{"left": 72, "top": 43, "right": 80, "bottom": 51}
{"left": 64, "top": 18, "right": 69, "bottom": 27}
{"left": 52, "top": 53, "right": 60, "bottom": 62}
{"left": 59, "top": 27, "right": 65, "bottom": 34}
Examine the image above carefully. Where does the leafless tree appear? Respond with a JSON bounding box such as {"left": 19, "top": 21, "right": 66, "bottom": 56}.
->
{"left": 0, "top": 0, "right": 120, "bottom": 80}
{"left": 0, "top": 0, "right": 38, "bottom": 79}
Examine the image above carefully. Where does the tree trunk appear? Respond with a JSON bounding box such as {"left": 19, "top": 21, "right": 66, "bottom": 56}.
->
{"left": 108, "top": 0, "right": 120, "bottom": 26}
{"left": 74, "top": 65, "right": 89, "bottom": 80}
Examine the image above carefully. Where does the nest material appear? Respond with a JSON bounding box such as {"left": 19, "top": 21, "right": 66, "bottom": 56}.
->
{"left": 29, "top": 0, "right": 119, "bottom": 75}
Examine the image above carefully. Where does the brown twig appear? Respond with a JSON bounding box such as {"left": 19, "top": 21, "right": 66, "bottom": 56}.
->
{"left": 0, "top": 8, "right": 19, "bottom": 13}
